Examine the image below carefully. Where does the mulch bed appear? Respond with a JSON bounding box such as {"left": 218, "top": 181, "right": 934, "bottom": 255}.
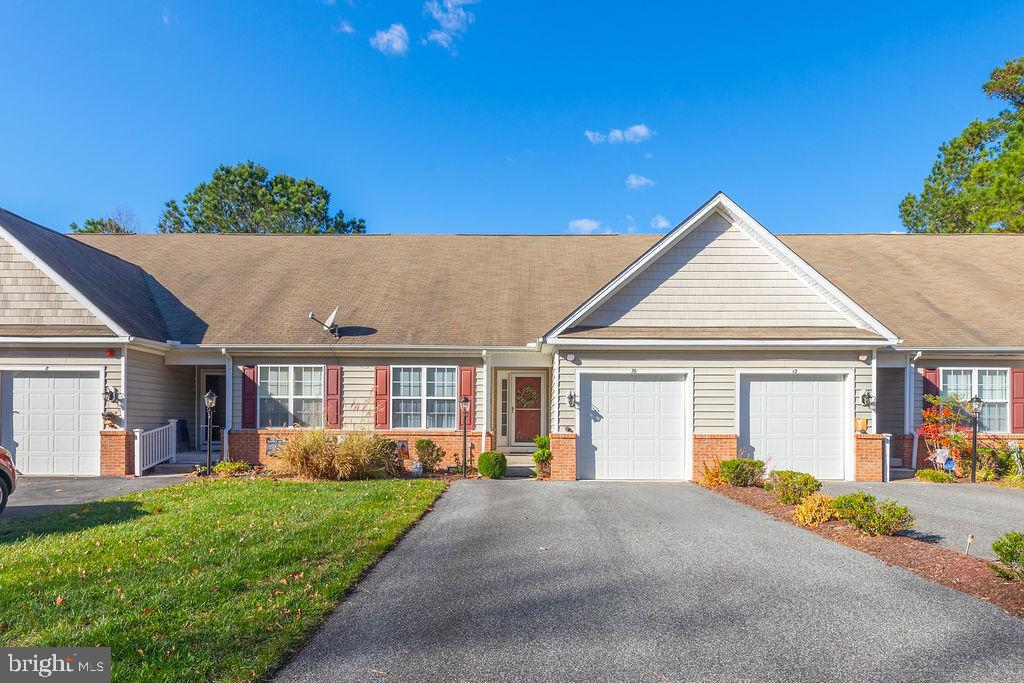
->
{"left": 712, "top": 484, "right": 1024, "bottom": 618}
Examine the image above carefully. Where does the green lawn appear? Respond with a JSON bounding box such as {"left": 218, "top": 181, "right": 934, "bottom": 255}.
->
{"left": 0, "top": 477, "right": 446, "bottom": 682}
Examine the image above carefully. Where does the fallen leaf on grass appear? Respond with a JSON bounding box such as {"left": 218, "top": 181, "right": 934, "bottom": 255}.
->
{"left": 55, "top": 596, "right": 65, "bottom": 606}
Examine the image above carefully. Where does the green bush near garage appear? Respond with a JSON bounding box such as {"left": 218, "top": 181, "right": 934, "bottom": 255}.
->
{"left": 769, "top": 470, "right": 822, "bottom": 504}
{"left": 718, "top": 458, "right": 766, "bottom": 487}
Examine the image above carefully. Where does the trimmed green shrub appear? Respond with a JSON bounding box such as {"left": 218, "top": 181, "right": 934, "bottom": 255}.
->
{"left": 833, "top": 491, "right": 914, "bottom": 536}
{"left": 770, "top": 470, "right": 822, "bottom": 505}
{"left": 532, "top": 436, "right": 552, "bottom": 478}
{"left": 792, "top": 493, "right": 836, "bottom": 529}
{"left": 990, "top": 532, "right": 1024, "bottom": 582}
{"left": 915, "top": 468, "right": 956, "bottom": 483}
{"left": 719, "top": 458, "right": 766, "bottom": 487}
{"left": 364, "top": 436, "right": 401, "bottom": 479}
{"left": 478, "top": 451, "right": 507, "bottom": 479}
{"left": 415, "top": 438, "right": 445, "bottom": 472}
{"left": 211, "top": 460, "right": 252, "bottom": 476}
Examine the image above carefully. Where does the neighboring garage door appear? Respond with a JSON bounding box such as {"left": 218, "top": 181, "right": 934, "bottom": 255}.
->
{"left": 577, "top": 373, "right": 687, "bottom": 480}
{"left": 739, "top": 374, "right": 845, "bottom": 480}
{"left": 1, "top": 370, "right": 102, "bottom": 476}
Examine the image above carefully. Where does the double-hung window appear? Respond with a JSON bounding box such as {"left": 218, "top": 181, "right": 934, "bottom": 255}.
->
{"left": 391, "top": 366, "right": 457, "bottom": 429}
{"left": 258, "top": 365, "right": 324, "bottom": 428}
{"left": 940, "top": 368, "right": 1009, "bottom": 433}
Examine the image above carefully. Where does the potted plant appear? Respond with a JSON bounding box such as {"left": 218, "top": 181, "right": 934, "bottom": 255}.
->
{"left": 532, "top": 436, "right": 552, "bottom": 479}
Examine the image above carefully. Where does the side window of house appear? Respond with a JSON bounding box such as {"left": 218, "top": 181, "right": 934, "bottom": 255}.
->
{"left": 940, "top": 368, "right": 1008, "bottom": 433}
{"left": 391, "top": 366, "right": 457, "bottom": 429}
{"left": 258, "top": 365, "right": 324, "bottom": 428}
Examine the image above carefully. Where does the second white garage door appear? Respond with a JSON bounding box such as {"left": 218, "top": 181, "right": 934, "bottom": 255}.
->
{"left": 739, "top": 374, "right": 846, "bottom": 480}
{"left": 577, "top": 373, "right": 687, "bottom": 480}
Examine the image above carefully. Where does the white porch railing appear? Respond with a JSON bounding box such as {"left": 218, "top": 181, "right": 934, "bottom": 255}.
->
{"left": 134, "top": 419, "right": 178, "bottom": 475}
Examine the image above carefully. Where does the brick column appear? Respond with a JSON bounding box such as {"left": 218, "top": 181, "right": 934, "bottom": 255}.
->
{"left": 549, "top": 433, "right": 576, "bottom": 480}
{"left": 854, "top": 433, "right": 884, "bottom": 481}
{"left": 692, "top": 434, "right": 738, "bottom": 482}
{"left": 100, "top": 430, "right": 134, "bottom": 477}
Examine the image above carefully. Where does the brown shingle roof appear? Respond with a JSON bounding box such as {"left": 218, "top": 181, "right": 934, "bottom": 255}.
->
{"left": 560, "top": 326, "right": 886, "bottom": 340}
{"left": 779, "top": 234, "right": 1024, "bottom": 348}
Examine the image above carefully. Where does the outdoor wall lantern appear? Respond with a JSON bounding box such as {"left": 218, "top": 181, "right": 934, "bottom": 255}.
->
{"left": 860, "top": 389, "right": 873, "bottom": 408}
{"left": 567, "top": 390, "right": 577, "bottom": 408}
{"left": 968, "top": 395, "right": 983, "bottom": 483}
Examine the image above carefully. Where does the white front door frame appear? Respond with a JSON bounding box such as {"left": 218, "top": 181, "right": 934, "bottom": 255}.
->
{"left": 198, "top": 369, "right": 226, "bottom": 450}
{"left": 734, "top": 368, "right": 855, "bottom": 481}
{"left": 510, "top": 371, "right": 547, "bottom": 447}
{"left": 574, "top": 367, "right": 694, "bottom": 480}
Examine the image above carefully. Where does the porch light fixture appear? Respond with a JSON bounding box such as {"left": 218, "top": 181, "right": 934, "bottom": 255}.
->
{"left": 567, "top": 390, "right": 577, "bottom": 408}
{"left": 968, "top": 395, "right": 983, "bottom": 483}
{"left": 203, "top": 390, "right": 218, "bottom": 476}
{"left": 459, "top": 395, "right": 471, "bottom": 479}
{"left": 860, "top": 389, "right": 873, "bottom": 408}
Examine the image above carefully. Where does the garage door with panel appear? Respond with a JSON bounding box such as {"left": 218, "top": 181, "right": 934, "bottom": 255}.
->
{"left": 577, "top": 373, "right": 687, "bottom": 480}
{"left": 739, "top": 374, "right": 845, "bottom": 480}
{"left": 1, "top": 370, "right": 102, "bottom": 475}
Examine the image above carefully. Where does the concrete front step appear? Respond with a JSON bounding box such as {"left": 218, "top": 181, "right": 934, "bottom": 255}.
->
{"left": 506, "top": 454, "right": 535, "bottom": 478}
{"left": 152, "top": 463, "right": 200, "bottom": 475}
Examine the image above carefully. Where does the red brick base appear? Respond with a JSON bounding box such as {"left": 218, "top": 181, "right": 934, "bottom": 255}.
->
{"left": 854, "top": 433, "right": 884, "bottom": 481}
{"left": 549, "top": 433, "right": 576, "bottom": 480}
{"left": 692, "top": 434, "right": 738, "bottom": 482}
{"left": 100, "top": 430, "right": 134, "bottom": 477}
{"left": 227, "top": 429, "right": 495, "bottom": 471}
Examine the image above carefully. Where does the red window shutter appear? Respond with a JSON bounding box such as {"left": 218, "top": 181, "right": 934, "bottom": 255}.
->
{"left": 922, "top": 368, "right": 939, "bottom": 405}
{"left": 241, "top": 365, "right": 258, "bottom": 428}
{"left": 1012, "top": 368, "right": 1024, "bottom": 434}
{"left": 325, "top": 365, "right": 342, "bottom": 428}
{"left": 374, "top": 366, "right": 390, "bottom": 430}
{"left": 458, "top": 366, "right": 475, "bottom": 430}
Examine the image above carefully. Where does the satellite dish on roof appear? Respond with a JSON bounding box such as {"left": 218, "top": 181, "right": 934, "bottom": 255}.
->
{"left": 308, "top": 306, "right": 342, "bottom": 339}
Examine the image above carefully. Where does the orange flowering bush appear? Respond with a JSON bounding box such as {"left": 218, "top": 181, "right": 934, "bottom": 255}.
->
{"left": 917, "top": 394, "right": 972, "bottom": 473}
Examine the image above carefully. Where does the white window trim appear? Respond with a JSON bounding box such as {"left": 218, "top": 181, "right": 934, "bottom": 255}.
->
{"left": 389, "top": 365, "right": 459, "bottom": 430}
{"left": 256, "top": 364, "right": 326, "bottom": 429}
{"left": 939, "top": 367, "right": 1011, "bottom": 433}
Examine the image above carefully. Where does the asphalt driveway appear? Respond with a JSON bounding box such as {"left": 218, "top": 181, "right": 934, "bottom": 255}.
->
{"left": 1, "top": 474, "right": 184, "bottom": 520}
{"left": 275, "top": 480, "right": 1024, "bottom": 683}
{"left": 823, "top": 480, "right": 1024, "bottom": 560}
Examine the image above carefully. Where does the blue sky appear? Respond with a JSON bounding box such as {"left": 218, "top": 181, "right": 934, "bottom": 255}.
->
{"left": 1, "top": 1, "right": 1022, "bottom": 235}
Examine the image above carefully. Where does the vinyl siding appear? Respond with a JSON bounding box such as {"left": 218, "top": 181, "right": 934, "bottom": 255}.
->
{"left": 557, "top": 349, "right": 874, "bottom": 434}
{"left": 0, "top": 236, "right": 107, "bottom": 328}
{"left": 581, "top": 211, "right": 859, "bottom": 329}
{"left": 124, "top": 349, "right": 196, "bottom": 443}
{"left": 876, "top": 367, "right": 905, "bottom": 434}
{"left": 232, "top": 357, "right": 483, "bottom": 430}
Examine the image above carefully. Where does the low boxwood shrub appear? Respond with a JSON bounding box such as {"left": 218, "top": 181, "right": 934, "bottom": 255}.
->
{"left": 478, "top": 451, "right": 508, "bottom": 479}
{"left": 832, "top": 491, "right": 914, "bottom": 537}
{"left": 990, "top": 532, "right": 1024, "bottom": 582}
{"left": 770, "top": 470, "right": 821, "bottom": 505}
{"left": 718, "top": 458, "right": 766, "bottom": 487}
{"left": 211, "top": 460, "right": 252, "bottom": 477}
{"left": 792, "top": 493, "right": 836, "bottom": 529}
{"left": 915, "top": 468, "right": 956, "bottom": 483}
{"left": 415, "top": 438, "right": 445, "bottom": 472}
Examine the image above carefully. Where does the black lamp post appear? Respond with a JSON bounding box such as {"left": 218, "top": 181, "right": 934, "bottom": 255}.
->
{"left": 459, "top": 394, "right": 470, "bottom": 478}
{"left": 969, "top": 394, "right": 983, "bottom": 483}
{"left": 204, "top": 390, "right": 217, "bottom": 476}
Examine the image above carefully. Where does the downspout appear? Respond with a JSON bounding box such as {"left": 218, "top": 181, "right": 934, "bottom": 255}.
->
{"left": 221, "top": 348, "right": 233, "bottom": 462}
{"left": 909, "top": 351, "right": 922, "bottom": 469}
{"left": 480, "top": 350, "right": 489, "bottom": 453}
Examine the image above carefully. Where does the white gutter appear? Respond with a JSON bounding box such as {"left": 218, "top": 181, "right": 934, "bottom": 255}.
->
{"left": 909, "top": 351, "right": 922, "bottom": 469}
{"left": 480, "top": 350, "right": 489, "bottom": 453}
{"left": 546, "top": 338, "right": 894, "bottom": 348}
{"left": 190, "top": 343, "right": 537, "bottom": 353}
{"left": 221, "top": 348, "right": 233, "bottom": 461}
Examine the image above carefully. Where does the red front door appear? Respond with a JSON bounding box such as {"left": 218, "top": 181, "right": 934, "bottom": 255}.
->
{"left": 514, "top": 376, "right": 542, "bottom": 443}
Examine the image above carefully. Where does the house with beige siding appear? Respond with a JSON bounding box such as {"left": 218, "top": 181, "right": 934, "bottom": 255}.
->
{"left": 1, "top": 192, "right": 1021, "bottom": 481}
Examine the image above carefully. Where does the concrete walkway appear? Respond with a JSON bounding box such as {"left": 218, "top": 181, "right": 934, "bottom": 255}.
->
{"left": 275, "top": 480, "right": 1024, "bottom": 683}
{"left": 2, "top": 474, "right": 184, "bottom": 520}
{"left": 823, "top": 480, "right": 1024, "bottom": 560}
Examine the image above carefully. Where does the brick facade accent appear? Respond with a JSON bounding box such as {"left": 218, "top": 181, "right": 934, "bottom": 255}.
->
{"left": 692, "top": 434, "right": 738, "bottom": 482}
{"left": 227, "top": 428, "right": 495, "bottom": 471}
{"left": 854, "top": 433, "right": 884, "bottom": 481}
{"left": 100, "top": 430, "right": 134, "bottom": 477}
{"left": 549, "top": 433, "right": 576, "bottom": 480}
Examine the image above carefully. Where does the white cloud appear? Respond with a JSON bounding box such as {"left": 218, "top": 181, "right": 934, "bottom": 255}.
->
{"left": 650, "top": 213, "right": 670, "bottom": 230}
{"left": 336, "top": 20, "right": 356, "bottom": 34}
{"left": 370, "top": 23, "right": 409, "bottom": 55}
{"left": 625, "top": 173, "right": 654, "bottom": 190}
{"left": 585, "top": 122, "right": 654, "bottom": 145}
{"left": 567, "top": 218, "right": 609, "bottom": 234}
{"left": 161, "top": 8, "right": 172, "bottom": 24}
{"left": 425, "top": 0, "right": 476, "bottom": 53}
{"left": 644, "top": 151, "right": 653, "bottom": 159}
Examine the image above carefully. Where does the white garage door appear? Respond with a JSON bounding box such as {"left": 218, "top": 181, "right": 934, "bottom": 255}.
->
{"left": 577, "top": 374, "right": 687, "bottom": 480}
{"left": 739, "top": 374, "right": 845, "bottom": 480}
{"left": 1, "top": 370, "right": 102, "bottom": 476}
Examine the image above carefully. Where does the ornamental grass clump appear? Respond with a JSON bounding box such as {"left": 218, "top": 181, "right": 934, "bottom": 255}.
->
{"left": 770, "top": 470, "right": 822, "bottom": 504}
{"left": 792, "top": 493, "right": 837, "bottom": 529}
{"left": 278, "top": 430, "right": 400, "bottom": 480}
{"left": 718, "top": 458, "right": 766, "bottom": 487}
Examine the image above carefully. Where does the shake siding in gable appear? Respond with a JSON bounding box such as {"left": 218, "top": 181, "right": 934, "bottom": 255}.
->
{"left": 556, "top": 350, "right": 874, "bottom": 434}
{"left": 0, "top": 236, "right": 107, "bottom": 328}
{"left": 580, "top": 212, "right": 857, "bottom": 329}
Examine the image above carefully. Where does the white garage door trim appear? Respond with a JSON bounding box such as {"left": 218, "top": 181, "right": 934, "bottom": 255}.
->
{"left": 735, "top": 368, "right": 854, "bottom": 481}
{"left": 575, "top": 368, "right": 693, "bottom": 481}
{"left": 0, "top": 365, "right": 106, "bottom": 477}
